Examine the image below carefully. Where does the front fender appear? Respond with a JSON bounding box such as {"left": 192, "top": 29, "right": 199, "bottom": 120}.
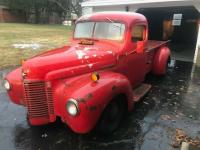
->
{"left": 5, "top": 67, "right": 25, "bottom": 105}
{"left": 53, "top": 71, "right": 133, "bottom": 134}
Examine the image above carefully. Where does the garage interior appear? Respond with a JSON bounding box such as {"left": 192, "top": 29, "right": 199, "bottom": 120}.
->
{"left": 137, "top": 6, "right": 199, "bottom": 62}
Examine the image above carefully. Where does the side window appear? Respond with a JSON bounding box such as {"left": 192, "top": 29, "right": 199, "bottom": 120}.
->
{"left": 131, "top": 25, "right": 146, "bottom": 42}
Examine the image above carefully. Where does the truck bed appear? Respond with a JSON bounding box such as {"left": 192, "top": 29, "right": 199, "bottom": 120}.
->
{"left": 145, "top": 40, "right": 170, "bottom": 52}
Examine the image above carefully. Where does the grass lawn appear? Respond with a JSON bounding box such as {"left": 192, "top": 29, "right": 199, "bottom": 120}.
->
{"left": 0, "top": 23, "right": 72, "bottom": 69}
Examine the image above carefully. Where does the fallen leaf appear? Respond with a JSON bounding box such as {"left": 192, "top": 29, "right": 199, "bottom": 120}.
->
{"left": 160, "top": 115, "right": 172, "bottom": 121}
{"left": 143, "top": 101, "right": 149, "bottom": 105}
{"left": 171, "top": 129, "right": 200, "bottom": 148}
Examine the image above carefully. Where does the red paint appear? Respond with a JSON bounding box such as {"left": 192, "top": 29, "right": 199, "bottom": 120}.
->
{"left": 5, "top": 12, "right": 170, "bottom": 133}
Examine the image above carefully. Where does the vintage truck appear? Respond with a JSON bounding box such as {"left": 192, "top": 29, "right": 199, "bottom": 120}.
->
{"left": 4, "top": 12, "right": 170, "bottom": 134}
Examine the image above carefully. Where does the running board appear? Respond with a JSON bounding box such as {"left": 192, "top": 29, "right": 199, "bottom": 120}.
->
{"left": 132, "top": 84, "right": 151, "bottom": 102}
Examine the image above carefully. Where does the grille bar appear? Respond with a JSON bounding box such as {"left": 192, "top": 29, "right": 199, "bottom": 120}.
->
{"left": 46, "top": 87, "right": 54, "bottom": 115}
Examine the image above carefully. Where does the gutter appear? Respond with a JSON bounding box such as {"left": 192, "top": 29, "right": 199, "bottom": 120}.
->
{"left": 81, "top": 0, "right": 196, "bottom": 7}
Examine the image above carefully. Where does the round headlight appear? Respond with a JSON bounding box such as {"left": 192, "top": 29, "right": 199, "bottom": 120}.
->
{"left": 66, "top": 99, "right": 79, "bottom": 116}
{"left": 4, "top": 79, "right": 11, "bottom": 90}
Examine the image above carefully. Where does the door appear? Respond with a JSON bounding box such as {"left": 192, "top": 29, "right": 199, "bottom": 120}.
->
{"left": 126, "top": 24, "right": 147, "bottom": 87}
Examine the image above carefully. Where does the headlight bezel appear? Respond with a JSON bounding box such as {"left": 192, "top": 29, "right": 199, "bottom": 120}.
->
{"left": 66, "top": 98, "right": 79, "bottom": 117}
{"left": 3, "top": 79, "right": 11, "bottom": 91}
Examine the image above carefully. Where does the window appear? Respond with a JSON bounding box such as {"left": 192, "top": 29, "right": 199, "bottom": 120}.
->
{"left": 131, "top": 25, "right": 146, "bottom": 42}
{"left": 74, "top": 22, "right": 95, "bottom": 38}
{"left": 94, "top": 22, "right": 125, "bottom": 40}
{"left": 74, "top": 22, "right": 125, "bottom": 41}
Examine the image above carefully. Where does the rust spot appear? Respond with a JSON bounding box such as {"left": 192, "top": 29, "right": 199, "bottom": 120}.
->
{"left": 88, "top": 105, "right": 97, "bottom": 111}
{"left": 112, "top": 85, "right": 117, "bottom": 91}
{"left": 64, "top": 83, "right": 71, "bottom": 87}
{"left": 77, "top": 98, "right": 86, "bottom": 103}
{"left": 86, "top": 93, "right": 93, "bottom": 99}
{"left": 77, "top": 93, "right": 93, "bottom": 103}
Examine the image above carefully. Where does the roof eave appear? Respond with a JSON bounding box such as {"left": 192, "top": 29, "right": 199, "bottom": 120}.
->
{"left": 81, "top": 0, "right": 194, "bottom": 7}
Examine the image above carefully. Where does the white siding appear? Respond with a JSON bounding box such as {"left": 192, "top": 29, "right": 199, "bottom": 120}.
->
{"left": 129, "top": 6, "right": 138, "bottom": 12}
{"left": 82, "top": 7, "right": 93, "bottom": 15}
{"left": 93, "top": 6, "right": 126, "bottom": 12}
{"left": 194, "top": 23, "right": 200, "bottom": 63}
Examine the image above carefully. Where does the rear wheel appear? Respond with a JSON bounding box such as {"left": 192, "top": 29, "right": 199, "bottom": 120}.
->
{"left": 164, "top": 57, "right": 171, "bottom": 74}
{"left": 97, "top": 96, "right": 126, "bottom": 135}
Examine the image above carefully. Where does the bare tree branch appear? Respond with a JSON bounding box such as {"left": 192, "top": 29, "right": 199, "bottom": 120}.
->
{"left": 48, "top": 0, "right": 69, "bottom": 13}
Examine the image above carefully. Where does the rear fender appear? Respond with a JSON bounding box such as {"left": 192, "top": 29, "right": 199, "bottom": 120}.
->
{"left": 152, "top": 46, "right": 170, "bottom": 75}
{"left": 53, "top": 71, "right": 133, "bottom": 133}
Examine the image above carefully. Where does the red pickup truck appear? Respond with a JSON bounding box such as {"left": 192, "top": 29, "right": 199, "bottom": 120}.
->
{"left": 4, "top": 12, "right": 170, "bottom": 134}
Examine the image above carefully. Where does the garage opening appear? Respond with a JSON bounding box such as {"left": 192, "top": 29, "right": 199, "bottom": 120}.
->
{"left": 137, "top": 6, "right": 199, "bottom": 62}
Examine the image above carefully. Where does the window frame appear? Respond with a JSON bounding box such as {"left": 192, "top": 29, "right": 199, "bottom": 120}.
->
{"left": 131, "top": 24, "right": 147, "bottom": 42}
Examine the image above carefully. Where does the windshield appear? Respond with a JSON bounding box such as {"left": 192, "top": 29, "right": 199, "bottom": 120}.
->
{"left": 74, "top": 22, "right": 125, "bottom": 41}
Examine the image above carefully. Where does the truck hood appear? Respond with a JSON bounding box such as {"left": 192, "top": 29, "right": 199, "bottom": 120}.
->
{"left": 22, "top": 42, "right": 118, "bottom": 80}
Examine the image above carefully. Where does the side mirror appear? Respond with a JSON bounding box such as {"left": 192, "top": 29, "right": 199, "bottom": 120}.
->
{"left": 136, "top": 41, "right": 144, "bottom": 53}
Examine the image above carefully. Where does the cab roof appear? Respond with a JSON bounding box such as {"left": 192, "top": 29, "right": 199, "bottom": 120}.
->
{"left": 77, "top": 11, "right": 147, "bottom": 26}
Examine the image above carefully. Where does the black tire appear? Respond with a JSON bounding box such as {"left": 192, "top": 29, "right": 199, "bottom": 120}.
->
{"left": 163, "top": 57, "right": 173, "bottom": 75}
{"left": 96, "top": 96, "right": 126, "bottom": 135}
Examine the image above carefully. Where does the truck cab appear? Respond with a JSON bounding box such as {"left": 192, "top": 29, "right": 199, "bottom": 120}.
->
{"left": 4, "top": 12, "right": 170, "bottom": 134}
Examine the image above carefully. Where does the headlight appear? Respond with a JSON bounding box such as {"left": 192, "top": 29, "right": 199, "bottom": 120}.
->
{"left": 3, "top": 79, "right": 11, "bottom": 90}
{"left": 66, "top": 99, "right": 79, "bottom": 116}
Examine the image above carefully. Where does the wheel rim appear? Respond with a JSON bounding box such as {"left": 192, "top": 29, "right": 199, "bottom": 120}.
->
{"left": 106, "top": 100, "right": 124, "bottom": 132}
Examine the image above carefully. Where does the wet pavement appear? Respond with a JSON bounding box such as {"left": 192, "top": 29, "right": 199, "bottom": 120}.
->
{"left": 0, "top": 61, "right": 200, "bottom": 150}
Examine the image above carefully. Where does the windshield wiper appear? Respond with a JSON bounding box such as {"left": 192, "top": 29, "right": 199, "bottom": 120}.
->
{"left": 106, "top": 17, "right": 121, "bottom": 28}
{"left": 106, "top": 17, "right": 114, "bottom": 23}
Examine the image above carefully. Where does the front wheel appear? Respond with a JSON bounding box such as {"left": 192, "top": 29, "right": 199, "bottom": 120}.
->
{"left": 96, "top": 97, "right": 126, "bottom": 135}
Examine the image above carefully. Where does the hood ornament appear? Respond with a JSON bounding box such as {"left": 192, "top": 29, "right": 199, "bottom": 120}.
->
{"left": 22, "top": 69, "right": 29, "bottom": 79}
{"left": 22, "top": 72, "right": 27, "bottom": 78}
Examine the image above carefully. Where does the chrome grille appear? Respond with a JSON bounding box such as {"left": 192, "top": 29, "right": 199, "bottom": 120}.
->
{"left": 24, "top": 81, "right": 53, "bottom": 118}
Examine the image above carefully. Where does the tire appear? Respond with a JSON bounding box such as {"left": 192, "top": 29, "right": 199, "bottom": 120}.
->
{"left": 163, "top": 57, "right": 172, "bottom": 75}
{"left": 164, "top": 57, "right": 171, "bottom": 74}
{"left": 97, "top": 96, "right": 126, "bottom": 135}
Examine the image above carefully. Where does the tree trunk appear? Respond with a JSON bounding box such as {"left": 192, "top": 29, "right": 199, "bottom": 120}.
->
{"left": 35, "top": 10, "right": 40, "bottom": 24}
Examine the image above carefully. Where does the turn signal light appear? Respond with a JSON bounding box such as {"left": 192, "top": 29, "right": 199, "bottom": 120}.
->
{"left": 21, "top": 59, "right": 25, "bottom": 65}
{"left": 91, "top": 72, "right": 100, "bottom": 82}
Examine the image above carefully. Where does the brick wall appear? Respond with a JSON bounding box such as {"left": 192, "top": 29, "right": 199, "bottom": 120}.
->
{"left": 0, "top": 8, "right": 4, "bottom": 21}
{"left": 0, "top": 7, "right": 25, "bottom": 23}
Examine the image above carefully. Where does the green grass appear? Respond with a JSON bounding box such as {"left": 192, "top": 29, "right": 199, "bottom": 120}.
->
{"left": 0, "top": 23, "right": 73, "bottom": 69}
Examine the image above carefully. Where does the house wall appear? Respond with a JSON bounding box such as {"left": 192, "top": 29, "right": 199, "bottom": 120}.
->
{"left": 0, "top": 7, "right": 25, "bottom": 23}
{"left": 82, "top": 7, "right": 93, "bottom": 15}
{"left": 93, "top": 5, "right": 126, "bottom": 12}
{"left": 82, "top": 6, "right": 138, "bottom": 16}
{"left": 195, "top": 23, "right": 200, "bottom": 66}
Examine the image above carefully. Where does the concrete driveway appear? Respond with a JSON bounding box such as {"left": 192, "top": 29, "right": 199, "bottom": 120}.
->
{"left": 0, "top": 61, "right": 200, "bottom": 150}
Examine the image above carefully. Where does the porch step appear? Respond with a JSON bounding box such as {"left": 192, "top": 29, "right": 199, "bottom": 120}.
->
{"left": 132, "top": 84, "right": 151, "bottom": 102}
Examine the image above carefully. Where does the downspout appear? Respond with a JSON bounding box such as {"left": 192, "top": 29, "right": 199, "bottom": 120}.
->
{"left": 194, "top": 3, "right": 200, "bottom": 64}
{"left": 194, "top": 20, "right": 200, "bottom": 64}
